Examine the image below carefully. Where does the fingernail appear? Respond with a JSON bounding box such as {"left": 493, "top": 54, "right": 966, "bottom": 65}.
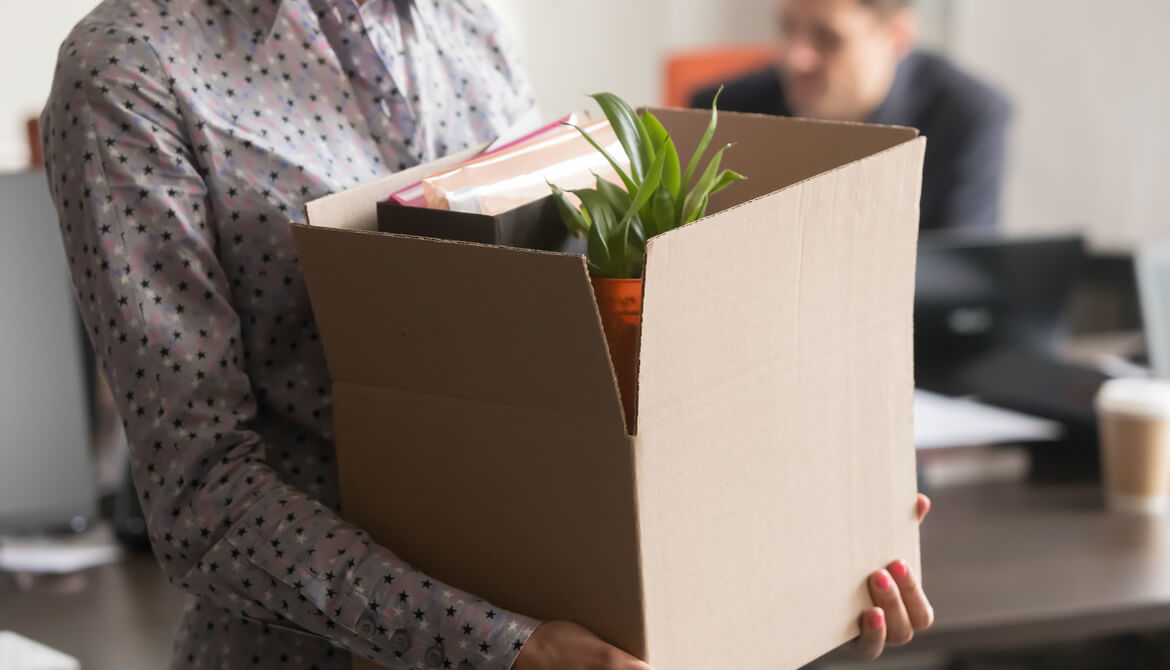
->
{"left": 890, "top": 560, "right": 909, "bottom": 580}
{"left": 874, "top": 571, "right": 893, "bottom": 591}
{"left": 868, "top": 610, "right": 885, "bottom": 630}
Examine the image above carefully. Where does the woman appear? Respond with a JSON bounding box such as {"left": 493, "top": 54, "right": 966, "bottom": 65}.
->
{"left": 41, "top": 1, "right": 933, "bottom": 668}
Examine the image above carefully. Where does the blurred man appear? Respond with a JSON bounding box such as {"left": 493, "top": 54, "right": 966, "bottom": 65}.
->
{"left": 693, "top": 0, "right": 1010, "bottom": 232}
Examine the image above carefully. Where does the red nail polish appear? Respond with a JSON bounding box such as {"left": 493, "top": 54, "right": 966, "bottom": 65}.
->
{"left": 890, "top": 560, "right": 909, "bottom": 580}
{"left": 868, "top": 610, "right": 885, "bottom": 630}
{"left": 874, "top": 572, "right": 893, "bottom": 591}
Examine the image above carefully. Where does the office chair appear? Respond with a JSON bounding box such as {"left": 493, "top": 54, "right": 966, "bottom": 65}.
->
{"left": 663, "top": 44, "right": 774, "bottom": 108}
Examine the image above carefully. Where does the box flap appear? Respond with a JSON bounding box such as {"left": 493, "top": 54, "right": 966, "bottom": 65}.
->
{"left": 651, "top": 107, "right": 918, "bottom": 215}
{"left": 633, "top": 137, "right": 926, "bottom": 668}
{"left": 291, "top": 226, "right": 625, "bottom": 427}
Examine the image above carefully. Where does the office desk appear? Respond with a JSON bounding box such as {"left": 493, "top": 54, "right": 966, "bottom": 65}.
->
{"left": 837, "top": 477, "right": 1170, "bottom": 659}
{"left": 5, "top": 482, "right": 1170, "bottom": 669}
{"left": 0, "top": 552, "right": 184, "bottom": 670}
{"left": 814, "top": 480, "right": 1170, "bottom": 668}
{"left": 886, "top": 480, "right": 1170, "bottom": 655}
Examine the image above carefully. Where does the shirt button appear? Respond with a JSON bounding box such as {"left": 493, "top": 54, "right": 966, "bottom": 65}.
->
{"left": 423, "top": 646, "right": 445, "bottom": 668}
{"left": 356, "top": 619, "right": 375, "bottom": 638}
{"left": 390, "top": 629, "right": 412, "bottom": 654}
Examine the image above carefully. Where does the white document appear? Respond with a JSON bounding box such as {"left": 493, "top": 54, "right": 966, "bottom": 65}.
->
{"left": 914, "top": 389, "right": 1063, "bottom": 450}
{"left": 0, "top": 526, "right": 122, "bottom": 575}
{"left": 0, "top": 632, "right": 79, "bottom": 670}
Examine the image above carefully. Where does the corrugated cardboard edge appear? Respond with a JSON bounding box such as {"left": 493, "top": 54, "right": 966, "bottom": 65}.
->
{"left": 633, "top": 135, "right": 926, "bottom": 669}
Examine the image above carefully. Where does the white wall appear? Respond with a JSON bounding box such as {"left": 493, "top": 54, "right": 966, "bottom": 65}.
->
{"left": 488, "top": 0, "right": 777, "bottom": 119}
{"left": 0, "top": 1, "right": 101, "bottom": 170}
{"left": 949, "top": 0, "right": 1170, "bottom": 251}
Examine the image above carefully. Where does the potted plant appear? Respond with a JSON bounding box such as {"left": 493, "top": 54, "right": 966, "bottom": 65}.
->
{"left": 550, "top": 91, "right": 745, "bottom": 430}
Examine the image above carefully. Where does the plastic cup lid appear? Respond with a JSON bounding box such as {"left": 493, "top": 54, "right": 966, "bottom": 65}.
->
{"left": 1096, "top": 377, "right": 1170, "bottom": 418}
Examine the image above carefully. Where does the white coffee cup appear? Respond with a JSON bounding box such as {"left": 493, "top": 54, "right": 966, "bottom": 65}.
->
{"left": 1095, "top": 378, "right": 1170, "bottom": 515}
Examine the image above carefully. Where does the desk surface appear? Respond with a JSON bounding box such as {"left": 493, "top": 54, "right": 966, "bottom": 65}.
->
{"left": 910, "top": 481, "right": 1170, "bottom": 653}
{"left": 4, "top": 482, "right": 1170, "bottom": 668}
{"left": 0, "top": 552, "right": 184, "bottom": 670}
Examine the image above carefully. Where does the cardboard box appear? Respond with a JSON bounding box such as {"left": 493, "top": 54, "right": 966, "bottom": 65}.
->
{"left": 292, "top": 109, "right": 926, "bottom": 670}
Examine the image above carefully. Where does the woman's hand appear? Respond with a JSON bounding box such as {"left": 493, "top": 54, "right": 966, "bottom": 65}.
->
{"left": 852, "top": 494, "right": 935, "bottom": 660}
{"left": 513, "top": 621, "right": 652, "bottom": 670}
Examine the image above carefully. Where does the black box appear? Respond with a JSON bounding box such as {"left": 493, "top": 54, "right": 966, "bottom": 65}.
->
{"left": 376, "top": 196, "right": 587, "bottom": 255}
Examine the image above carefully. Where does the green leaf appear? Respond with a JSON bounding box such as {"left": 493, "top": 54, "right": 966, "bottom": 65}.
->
{"left": 586, "top": 221, "right": 611, "bottom": 277}
{"left": 648, "top": 187, "right": 677, "bottom": 239}
{"left": 709, "top": 169, "right": 746, "bottom": 197}
{"left": 591, "top": 92, "right": 653, "bottom": 183}
{"left": 565, "top": 122, "right": 637, "bottom": 194}
{"left": 594, "top": 174, "right": 632, "bottom": 213}
{"left": 693, "top": 193, "right": 710, "bottom": 222}
{"left": 640, "top": 112, "right": 682, "bottom": 198}
{"left": 682, "top": 85, "right": 722, "bottom": 190}
{"left": 596, "top": 174, "right": 646, "bottom": 250}
{"left": 618, "top": 135, "right": 669, "bottom": 231}
{"left": 575, "top": 189, "right": 614, "bottom": 237}
{"left": 576, "top": 188, "right": 618, "bottom": 277}
{"left": 640, "top": 110, "right": 667, "bottom": 145}
{"left": 629, "top": 212, "right": 648, "bottom": 249}
{"left": 641, "top": 135, "right": 683, "bottom": 235}
{"left": 681, "top": 143, "right": 732, "bottom": 224}
{"left": 599, "top": 139, "right": 668, "bottom": 277}
{"left": 549, "top": 182, "right": 590, "bottom": 238}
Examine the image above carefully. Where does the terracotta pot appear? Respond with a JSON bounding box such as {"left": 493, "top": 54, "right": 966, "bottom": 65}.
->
{"left": 590, "top": 277, "right": 643, "bottom": 432}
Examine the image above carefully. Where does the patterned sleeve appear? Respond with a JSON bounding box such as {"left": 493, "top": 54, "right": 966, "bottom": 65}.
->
{"left": 40, "top": 25, "right": 537, "bottom": 670}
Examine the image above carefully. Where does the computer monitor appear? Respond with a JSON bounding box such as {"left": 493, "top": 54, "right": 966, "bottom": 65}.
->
{"left": 0, "top": 170, "right": 98, "bottom": 533}
{"left": 914, "top": 234, "right": 1086, "bottom": 394}
{"left": 1136, "top": 242, "right": 1170, "bottom": 379}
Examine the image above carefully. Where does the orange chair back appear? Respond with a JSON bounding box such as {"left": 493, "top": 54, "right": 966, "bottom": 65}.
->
{"left": 27, "top": 118, "right": 43, "bottom": 168}
{"left": 663, "top": 45, "right": 775, "bottom": 108}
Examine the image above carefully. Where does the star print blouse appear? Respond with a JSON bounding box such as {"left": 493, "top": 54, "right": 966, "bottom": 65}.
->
{"left": 40, "top": 1, "right": 541, "bottom": 668}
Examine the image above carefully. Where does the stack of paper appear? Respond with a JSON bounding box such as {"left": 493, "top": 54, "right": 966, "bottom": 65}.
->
{"left": 0, "top": 632, "right": 79, "bottom": 670}
{"left": 914, "top": 389, "right": 1063, "bottom": 450}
